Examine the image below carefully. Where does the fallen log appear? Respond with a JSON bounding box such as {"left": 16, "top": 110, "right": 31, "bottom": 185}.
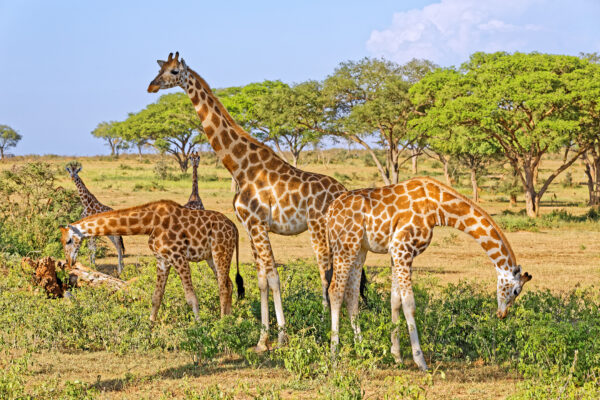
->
{"left": 21, "top": 257, "right": 128, "bottom": 297}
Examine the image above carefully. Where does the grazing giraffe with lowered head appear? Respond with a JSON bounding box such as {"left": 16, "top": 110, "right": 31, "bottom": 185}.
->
{"left": 65, "top": 162, "right": 125, "bottom": 274}
{"left": 326, "top": 177, "right": 532, "bottom": 370}
{"left": 184, "top": 152, "right": 205, "bottom": 211}
{"left": 60, "top": 200, "right": 244, "bottom": 318}
{"left": 148, "top": 52, "right": 346, "bottom": 350}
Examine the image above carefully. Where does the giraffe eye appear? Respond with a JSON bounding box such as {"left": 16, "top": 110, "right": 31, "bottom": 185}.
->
{"left": 66, "top": 238, "right": 72, "bottom": 245}
{"left": 513, "top": 287, "right": 521, "bottom": 296}
{"left": 171, "top": 70, "right": 179, "bottom": 75}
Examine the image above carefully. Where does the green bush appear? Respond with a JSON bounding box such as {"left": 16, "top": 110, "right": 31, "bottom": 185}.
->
{"left": 0, "top": 162, "right": 83, "bottom": 257}
{"left": 0, "top": 257, "right": 598, "bottom": 390}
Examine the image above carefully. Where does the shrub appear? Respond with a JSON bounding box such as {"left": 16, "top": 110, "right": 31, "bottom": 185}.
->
{"left": 153, "top": 159, "right": 169, "bottom": 180}
{"left": 0, "top": 162, "right": 82, "bottom": 257}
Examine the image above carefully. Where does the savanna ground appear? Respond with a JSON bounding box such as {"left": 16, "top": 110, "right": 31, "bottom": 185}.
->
{"left": 1, "top": 150, "right": 599, "bottom": 399}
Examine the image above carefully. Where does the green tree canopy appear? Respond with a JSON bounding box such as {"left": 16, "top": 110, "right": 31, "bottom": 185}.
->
{"left": 289, "top": 58, "right": 436, "bottom": 184}
{"left": 411, "top": 52, "right": 591, "bottom": 217}
{"left": 91, "top": 121, "right": 128, "bottom": 157}
{"left": 571, "top": 54, "right": 600, "bottom": 205}
{"left": 0, "top": 124, "right": 22, "bottom": 160}
{"left": 217, "top": 81, "right": 322, "bottom": 166}
{"left": 113, "top": 93, "right": 206, "bottom": 172}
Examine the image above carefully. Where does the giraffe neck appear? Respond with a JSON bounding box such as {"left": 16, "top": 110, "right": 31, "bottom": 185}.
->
{"left": 188, "top": 162, "right": 200, "bottom": 202}
{"left": 71, "top": 203, "right": 159, "bottom": 237}
{"left": 433, "top": 185, "right": 517, "bottom": 274}
{"left": 183, "top": 69, "right": 291, "bottom": 183}
{"left": 72, "top": 175, "right": 102, "bottom": 211}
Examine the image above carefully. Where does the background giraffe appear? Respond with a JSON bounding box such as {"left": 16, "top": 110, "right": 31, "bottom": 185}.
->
{"left": 184, "top": 152, "right": 205, "bottom": 210}
{"left": 65, "top": 162, "right": 125, "bottom": 274}
{"left": 148, "top": 52, "right": 346, "bottom": 350}
{"left": 60, "top": 200, "right": 244, "bottom": 318}
{"left": 326, "top": 177, "right": 532, "bottom": 371}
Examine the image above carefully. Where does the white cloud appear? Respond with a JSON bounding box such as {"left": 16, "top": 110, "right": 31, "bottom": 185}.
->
{"left": 366, "top": 0, "right": 546, "bottom": 66}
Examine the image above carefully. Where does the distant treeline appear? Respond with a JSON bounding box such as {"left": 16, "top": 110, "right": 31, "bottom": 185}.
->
{"left": 91, "top": 51, "right": 600, "bottom": 216}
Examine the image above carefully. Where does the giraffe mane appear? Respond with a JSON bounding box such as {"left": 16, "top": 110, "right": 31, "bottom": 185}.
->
{"left": 418, "top": 176, "right": 517, "bottom": 266}
{"left": 188, "top": 69, "right": 286, "bottom": 156}
{"left": 74, "top": 200, "right": 181, "bottom": 223}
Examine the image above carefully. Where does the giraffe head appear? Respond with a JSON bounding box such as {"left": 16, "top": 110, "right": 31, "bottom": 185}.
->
{"left": 59, "top": 225, "right": 84, "bottom": 267}
{"left": 148, "top": 52, "right": 188, "bottom": 93}
{"left": 190, "top": 152, "right": 200, "bottom": 169}
{"left": 496, "top": 265, "right": 532, "bottom": 319}
{"left": 65, "top": 161, "right": 82, "bottom": 180}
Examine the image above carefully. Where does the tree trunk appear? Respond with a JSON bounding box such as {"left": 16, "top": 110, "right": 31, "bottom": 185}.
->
{"left": 440, "top": 155, "right": 453, "bottom": 185}
{"left": 411, "top": 148, "right": 419, "bottom": 174}
{"left": 272, "top": 140, "right": 290, "bottom": 164}
{"left": 583, "top": 148, "right": 600, "bottom": 206}
{"left": 524, "top": 187, "right": 539, "bottom": 217}
{"left": 510, "top": 194, "right": 517, "bottom": 207}
{"left": 291, "top": 151, "right": 299, "bottom": 167}
{"left": 137, "top": 144, "right": 143, "bottom": 161}
{"left": 0, "top": 147, "right": 4, "bottom": 160}
{"left": 470, "top": 168, "right": 479, "bottom": 203}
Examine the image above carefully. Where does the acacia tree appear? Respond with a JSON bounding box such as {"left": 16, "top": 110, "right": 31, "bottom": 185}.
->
{"left": 218, "top": 81, "right": 321, "bottom": 166}
{"left": 290, "top": 58, "right": 435, "bottom": 185}
{"left": 0, "top": 125, "right": 21, "bottom": 160}
{"left": 114, "top": 93, "right": 205, "bottom": 172}
{"left": 91, "top": 121, "right": 127, "bottom": 157}
{"left": 572, "top": 54, "right": 600, "bottom": 205}
{"left": 412, "top": 52, "right": 590, "bottom": 217}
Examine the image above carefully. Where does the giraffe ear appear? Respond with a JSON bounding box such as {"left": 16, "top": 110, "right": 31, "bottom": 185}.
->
{"left": 75, "top": 166, "right": 82, "bottom": 174}
{"left": 157, "top": 60, "right": 165, "bottom": 68}
{"left": 520, "top": 272, "right": 532, "bottom": 286}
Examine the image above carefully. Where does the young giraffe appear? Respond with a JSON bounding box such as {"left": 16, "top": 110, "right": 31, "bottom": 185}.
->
{"left": 65, "top": 163, "right": 125, "bottom": 274}
{"left": 148, "top": 52, "right": 346, "bottom": 350}
{"left": 184, "top": 152, "right": 205, "bottom": 211}
{"left": 326, "top": 177, "right": 532, "bottom": 371}
{"left": 59, "top": 200, "right": 244, "bottom": 318}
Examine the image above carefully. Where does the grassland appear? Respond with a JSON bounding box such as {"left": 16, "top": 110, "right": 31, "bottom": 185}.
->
{"left": 1, "top": 151, "right": 599, "bottom": 399}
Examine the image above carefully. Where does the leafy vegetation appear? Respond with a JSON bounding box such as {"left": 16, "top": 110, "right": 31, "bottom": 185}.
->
{"left": 0, "top": 162, "right": 83, "bottom": 257}
{"left": 1, "top": 256, "right": 599, "bottom": 398}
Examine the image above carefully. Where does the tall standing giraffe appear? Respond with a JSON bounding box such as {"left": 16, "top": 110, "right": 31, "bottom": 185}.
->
{"left": 326, "top": 177, "right": 532, "bottom": 370}
{"left": 60, "top": 200, "right": 244, "bottom": 318}
{"left": 148, "top": 52, "right": 346, "bottom": 350}
{"left": 184, "top": 152, "right": 205, "bottom": 210}
{"left": 65, "top": 162, "right": 125, "bottom": 274}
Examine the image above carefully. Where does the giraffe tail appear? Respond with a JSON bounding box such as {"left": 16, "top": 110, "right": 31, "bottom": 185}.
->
{"left": 360, "top": 267, "right": 368, "bottom": 304}
{"left": 234, "top": 227, "right": 245, "bottom": 300}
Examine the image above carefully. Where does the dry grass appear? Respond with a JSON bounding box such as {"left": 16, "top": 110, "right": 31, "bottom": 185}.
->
{"left": 1, "top": 152, "right": 599, "bottom": 398}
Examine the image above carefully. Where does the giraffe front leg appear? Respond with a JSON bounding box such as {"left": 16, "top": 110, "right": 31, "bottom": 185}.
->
{"left": 401, "top": 286, "right": 427, "bottom": 371}
{"left": 150, "top": 259, "right": 171, "bottom": 323}
{"left": 250, "top": 224, "right": 287, "bottom": 349}
{"left": 88, "top": 237, "right": 96, "bottom": 267}
{"left": 108, "top": 235, "right": 124, "bottom": 275}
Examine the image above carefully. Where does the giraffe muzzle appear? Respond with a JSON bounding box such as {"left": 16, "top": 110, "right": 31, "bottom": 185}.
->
{"left": 147, "top": 83, "right": 160, "bottom": 93}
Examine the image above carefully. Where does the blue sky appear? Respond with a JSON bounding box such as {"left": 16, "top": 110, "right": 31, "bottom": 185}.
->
{"left": 1, "top": 0, "right": 599, "bottom": 156}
